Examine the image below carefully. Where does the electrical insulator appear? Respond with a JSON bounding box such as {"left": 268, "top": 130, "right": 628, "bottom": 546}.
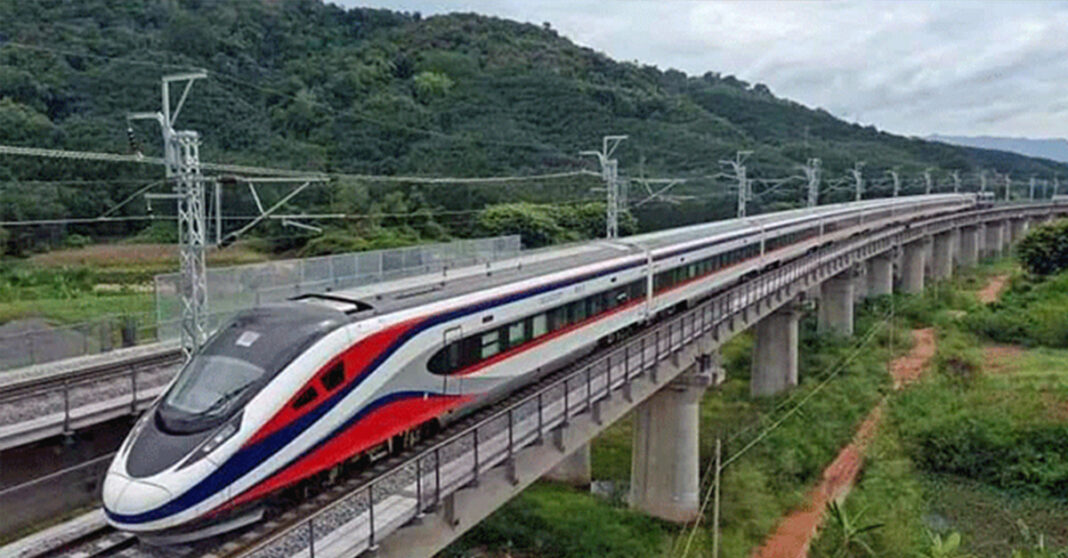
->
{"left": 127, "top": 126, "right": 142, "bottom": 157}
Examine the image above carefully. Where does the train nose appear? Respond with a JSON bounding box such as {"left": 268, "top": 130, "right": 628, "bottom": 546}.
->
{"left": 102, "top": 471, "right": 173, "bottom": 516}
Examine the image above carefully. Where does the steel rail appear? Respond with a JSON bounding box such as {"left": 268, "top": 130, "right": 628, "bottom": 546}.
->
{"left": 0, "top": 348, "right": 182, "bottom": 403}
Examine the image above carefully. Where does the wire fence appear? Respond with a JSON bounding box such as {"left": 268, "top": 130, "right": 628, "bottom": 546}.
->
{"left": 0, "top": 236, "right": 520, "bottom": 372}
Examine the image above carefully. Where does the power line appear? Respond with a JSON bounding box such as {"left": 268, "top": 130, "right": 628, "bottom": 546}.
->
{"left": 0, "top": 143, "right": 599, "bottom": 184}
{"left": 677, "top": 311, "right": 892, "bottom": 557}
{"left": 0, "top": 196, "right": 606, "bottom": 228}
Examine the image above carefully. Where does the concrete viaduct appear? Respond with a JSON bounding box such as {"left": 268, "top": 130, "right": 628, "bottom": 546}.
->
{"left": 236, "top": 203, "right": 1064, "bottom": 558}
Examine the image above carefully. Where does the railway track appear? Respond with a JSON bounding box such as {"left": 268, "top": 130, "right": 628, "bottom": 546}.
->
{"left": 37, "top": 526, "right": 136, "bottom": 558}
{"left": 0, "top": 347, "right": 182, "bottom": 403}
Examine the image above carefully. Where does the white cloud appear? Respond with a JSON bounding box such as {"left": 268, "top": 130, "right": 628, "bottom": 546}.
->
{"left": 339, "top": 0, "right": 1068, "bottom": 138}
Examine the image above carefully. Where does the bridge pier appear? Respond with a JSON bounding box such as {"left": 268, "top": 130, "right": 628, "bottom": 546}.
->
{"left": 852, "top": 263, "right": 868, "bottom": 302}
{"left": 867, "top": 254, "right": 893, "bottom": 296}
{"left": 985, "top": 221, "right": 1004, "bottom": 259}
{"left": 629, "top": 368, "right": 714, "bottom": 523}
{"left": 818, "top": 270, "right": 854, "bottom": 335}
{"left": 1011, "top": 218, "right": 1028, "bottom": 246}
{"left": 951, "top": 227, "right": 962, "bottom": 269}
{"left": 931, "top": 231, "right": 954, "bottom": 280}
{"left": 544, "top": 443, "right": 590, "bottom": 487}
{"left": 751, "top": 303, "right": 801, "bottom": 396}
{"left": 959, "top": 225, "right": 980, "bottom": 267}
{"left": 923, "top": 237, "right": 934, "bottom": 278}
{"left": 900, "top": 239, "right": 926, "bottom": 294}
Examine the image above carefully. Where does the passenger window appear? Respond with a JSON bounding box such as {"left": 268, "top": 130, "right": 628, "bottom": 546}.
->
{"left": 481, "top": 331, "right": 500, "bottom": 359}
{"left": 570, "top": 300, "right": 587, "bottom": 323}
{"left": 321, "top": 363, "right": 344, "bottom": 391}
{"left": 532, "top": 314, "right": 548, "bottom": 338}
{"left": 508, "top": 322, "right": 525, "bottom": 347}
{"left": 588, "top": 295, "right": 602, "bottom": 316}
{"left": 293, "top": 387, "right": 318, "bottom": 410}
{"left": 548, "top": 306, "right": 568, "bottom": 331}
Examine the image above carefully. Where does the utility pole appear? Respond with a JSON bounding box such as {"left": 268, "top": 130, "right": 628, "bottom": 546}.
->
{"left": 128, "top": 71, "right": 209, "bottom": 361}
{"left": 803, "top": 158, "right": 821, "bottom": 208}
{"left": 979, "top": 169, "right": 987, "bottom": 193}
{"left": 1030, "top": 176, "right": 1036, "bottom": 200}
{"left": 1004, "top": 173, "right": 1012, "bottom": 201}
{"left": 850, "top": 161, "right": 865, "bottom": 202}
{"left": 887, "top": 168, "right": 900, "bottom": 197}
{"left": 1055, "top": 175, "right": 1060, "bottom": 197}
{"left": 721, "top": 151, "right": 753, "bottom": 218}
{"left": 581, "top": 135, "right": 628, "bottom": 239}
{"left": 924, "top": 168, "right": 934, "bottom": 195}
{"left": 952, "top": 170, "right": 961, "bottom": 193}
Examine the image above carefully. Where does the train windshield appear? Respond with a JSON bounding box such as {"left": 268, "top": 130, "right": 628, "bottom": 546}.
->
{"left": 156, "top": 303, "right": 348, "bottom": 434}
{"left": 163, "top": 355, "right": 265, "bottom": 416}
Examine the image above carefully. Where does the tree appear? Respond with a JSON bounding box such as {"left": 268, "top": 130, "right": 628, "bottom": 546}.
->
{"left": 1016, "top": 220, "right": 1068, "bottom": 276}
{"left": 412, "top": 71, "right": 454, "bottom": 102}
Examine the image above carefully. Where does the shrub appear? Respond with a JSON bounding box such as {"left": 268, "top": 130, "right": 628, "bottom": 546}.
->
{"left": 963, "top": 272, "right": 1068, "bottom": 348}
{"left": 442, "top": 484, "right": 669, "bottom": 557}
{"left": 1016, "top": 219, "right": 1068, "bottom": 276}
{"left": 63, "top": 233, "right": 91, "bottom": 249}
{"left": 932, "top": 328, "right": 983, "bottom": 385}
{"left": 130, "top": 221, "right": 178, "bottom": 244}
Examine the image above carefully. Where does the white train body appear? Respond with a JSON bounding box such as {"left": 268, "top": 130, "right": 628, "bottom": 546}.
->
{"left": 102, "top": 195, "right": 975, "bottom": 538}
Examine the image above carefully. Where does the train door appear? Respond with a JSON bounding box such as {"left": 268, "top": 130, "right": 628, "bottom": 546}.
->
{"left": 442, "top": 325, "right": 463, "bottom": 395}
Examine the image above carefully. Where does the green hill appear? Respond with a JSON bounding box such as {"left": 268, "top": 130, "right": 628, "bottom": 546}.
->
{"left": 0, "top": 0, "right": 1064, "bottom": 252}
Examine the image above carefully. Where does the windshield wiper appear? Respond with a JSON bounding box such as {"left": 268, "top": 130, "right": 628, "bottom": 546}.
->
{"left": 195, "top": 381, "right": 256, "bottom": 418}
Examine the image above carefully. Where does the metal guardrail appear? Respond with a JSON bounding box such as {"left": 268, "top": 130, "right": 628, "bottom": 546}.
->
{"left": 0, "top": 237, "right": 521, "bottom": 373}
{"left": 233, "top": 220, "right": 899, "bottom": 556}
{"left": 237, "top": 202, "right": 1067, "bottom": 558}
{"left": 0, "top": 347, "right": 181, "bottom": 405}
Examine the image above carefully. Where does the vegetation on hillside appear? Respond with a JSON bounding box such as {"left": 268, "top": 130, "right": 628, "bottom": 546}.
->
{"left": 812, "top": 262, "right": 1068, "bottom": 557}
{"left": 1, "top": 0, "right": 1067, "bottom": 256}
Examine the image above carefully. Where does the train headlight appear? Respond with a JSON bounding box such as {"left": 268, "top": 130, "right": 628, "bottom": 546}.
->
{"left": 179, "top": 412, "right": 243, "bottom": 470}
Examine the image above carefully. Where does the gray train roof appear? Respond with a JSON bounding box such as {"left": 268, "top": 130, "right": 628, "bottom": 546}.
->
{"left": 301, "top": 194, "right": 971, "bottom": 320}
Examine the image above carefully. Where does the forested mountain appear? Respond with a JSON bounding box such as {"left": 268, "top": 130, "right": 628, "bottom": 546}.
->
{"left": 1, "top": 0, "right": 1066, "bottom": 253}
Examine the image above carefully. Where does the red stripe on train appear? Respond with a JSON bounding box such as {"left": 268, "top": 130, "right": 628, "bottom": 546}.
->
{"left": 244, "top": 318, "right": 422, "bottom": 447}
{"left": 221, "top": 393, "right": 470, "bottom": 513}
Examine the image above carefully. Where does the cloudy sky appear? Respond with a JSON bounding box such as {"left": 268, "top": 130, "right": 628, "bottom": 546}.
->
{"left": 340, "top": 1, "right": 1068, "bottom": 140}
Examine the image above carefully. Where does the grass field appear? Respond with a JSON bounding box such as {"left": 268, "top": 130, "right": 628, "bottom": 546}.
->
{"left": 0, "top": 241, "right": 266, "bottom": 326}
{"left": 812, "top": 260, "right": 1068, "bottom": 557}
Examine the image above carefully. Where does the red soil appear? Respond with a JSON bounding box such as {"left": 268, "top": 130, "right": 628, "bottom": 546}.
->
{"left": 752, "top": 328, "right": 935, "bottom": 558}
{"left": 977, "top": 274, "right": 1009, "bottom": 304}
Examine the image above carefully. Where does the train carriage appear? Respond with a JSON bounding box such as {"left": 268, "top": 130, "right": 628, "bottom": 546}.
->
{"left": 102, "top": 194, "right": 976, "bottom": 541}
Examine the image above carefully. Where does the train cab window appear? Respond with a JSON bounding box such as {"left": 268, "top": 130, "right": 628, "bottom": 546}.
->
{"left": 293, "top": 386, "right": 318, "bottom": 410}
{"left": 532, "top": 314, "right": 548, "bottom": 338}
{"left": 481, "top": 331, "right": 500, "bottom": 359}
{"left": 321, "top": 363, "right": 345, "bottom": 391}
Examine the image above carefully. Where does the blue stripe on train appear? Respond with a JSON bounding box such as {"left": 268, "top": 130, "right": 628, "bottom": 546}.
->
{"left": 105, "top": 257, "right": 650, "bottom": 525}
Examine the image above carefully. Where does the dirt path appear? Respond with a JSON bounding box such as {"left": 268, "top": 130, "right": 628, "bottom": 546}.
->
{"left": 752, "top": 328, "right": 935, "bottom": 558}
{"left": 977, "top": 274, "right": 1009, "bottom": 304}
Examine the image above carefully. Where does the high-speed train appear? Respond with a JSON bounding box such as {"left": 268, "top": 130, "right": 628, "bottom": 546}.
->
{"left": 102, "top": 194, "right": 976, "bottom": 540}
